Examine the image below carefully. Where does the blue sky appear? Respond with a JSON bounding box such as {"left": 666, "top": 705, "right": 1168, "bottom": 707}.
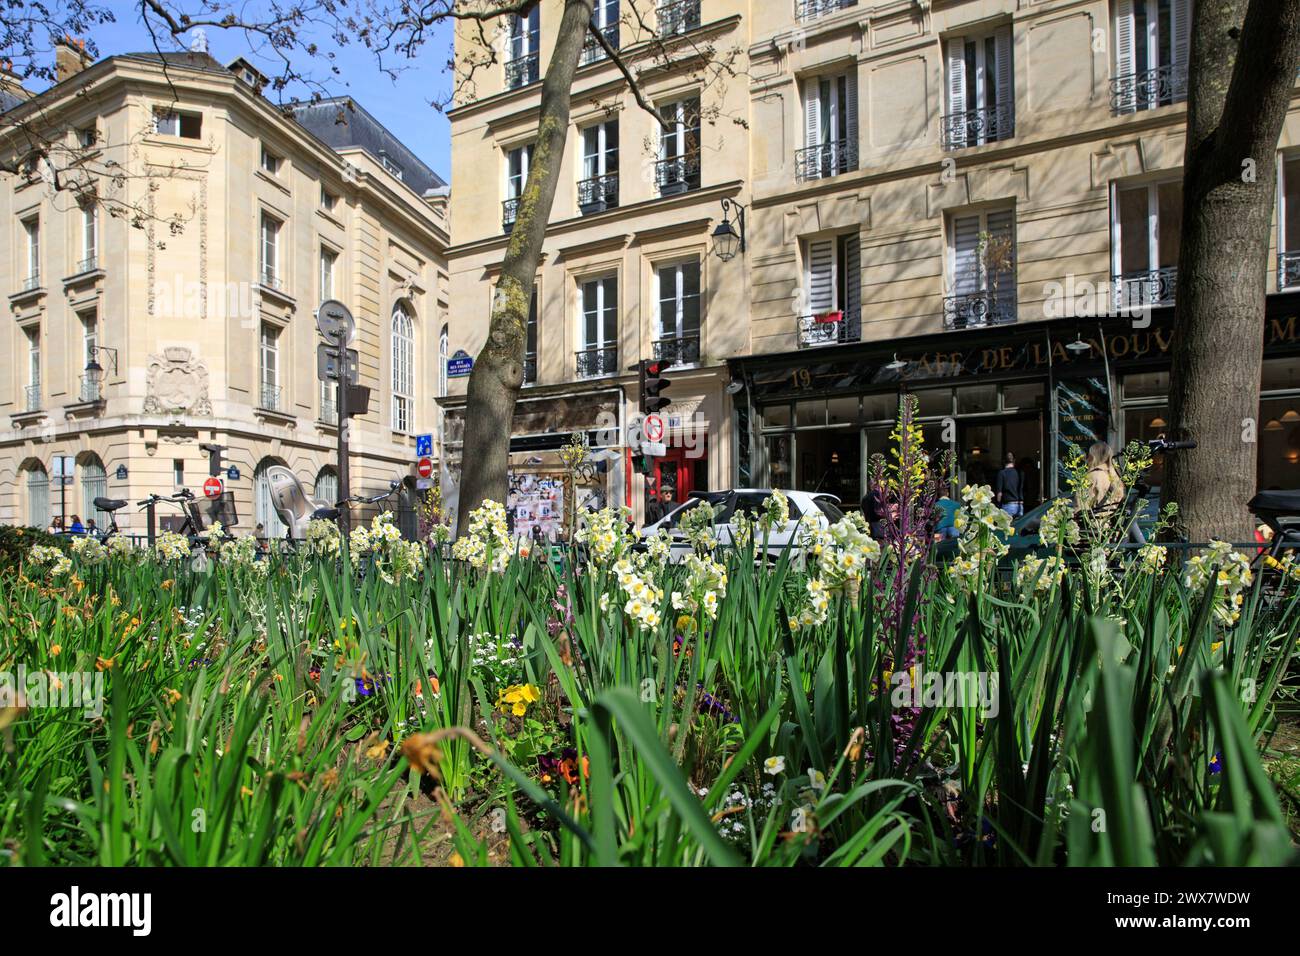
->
{"left": 70, "top": 6, "right": 455, "bottom": 181}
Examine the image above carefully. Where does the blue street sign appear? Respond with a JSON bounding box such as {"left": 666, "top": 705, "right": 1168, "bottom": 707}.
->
{"left": 226, "top": 465, "right": 241, "bottom": 481}
{"left": 447, "top": 349, "right": 474, "bottom": 378}
{"left": 415, "top": 433, "right": 433, "bottom": 457}
{"left": 115, "top": 464, "right": 128, "bottom": 480}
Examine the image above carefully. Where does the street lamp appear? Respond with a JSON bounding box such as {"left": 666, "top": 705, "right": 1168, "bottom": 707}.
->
{"left": 84, "top": 344, "right": 119, "bottom": 380}
{"left": 711, "top": 197, "right": 747, "bottom": 261}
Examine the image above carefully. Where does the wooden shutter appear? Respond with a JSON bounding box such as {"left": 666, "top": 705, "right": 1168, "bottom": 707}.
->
{"left": 842, "top": 234, "right": 861, "bottom": 317}
{"left": 946, "top": 38, "right": 967, "bottom": 147}
{"left": 803, "top": 78, "right": 822, "bottom": 150}
{"left": 952, "top": 214, "right": 981, "bottom": 294}
{"left": 1169, "top": 0, "right": 1191, "bottom": 78}
{"left": 807, "top": 239, "right": 836, "bottom": 313}
{"left": 995, "top": 26, "right": 1014, "bottom": 132}
{"left": 1114, "top": 0, "right": 1136, "bottom": 91}
{"left": 844, "top": 69, "right": 859, "bottom": 168}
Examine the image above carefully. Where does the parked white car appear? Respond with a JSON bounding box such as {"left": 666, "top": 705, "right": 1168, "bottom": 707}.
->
{"left": 639, "top": 488, "right": 846, "bottom": 562}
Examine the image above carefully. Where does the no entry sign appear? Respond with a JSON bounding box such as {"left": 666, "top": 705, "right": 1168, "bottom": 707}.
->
{"left": 203, "top": 476, "right": 224, "bottom": 499}
{"left": 417, "top": 457, "right": 434, "bottom": 479}
{"left": 644, "top": 414, "right": 665, "bottom": 442}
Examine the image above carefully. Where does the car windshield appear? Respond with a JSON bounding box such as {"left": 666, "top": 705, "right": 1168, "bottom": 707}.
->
{"left": 814, "top": 496, "right": 844, "bottom": 522}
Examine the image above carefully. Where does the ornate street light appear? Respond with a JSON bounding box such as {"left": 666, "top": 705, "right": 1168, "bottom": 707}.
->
{"left": 711, "top": 197, "right": 747, "bottom": 261}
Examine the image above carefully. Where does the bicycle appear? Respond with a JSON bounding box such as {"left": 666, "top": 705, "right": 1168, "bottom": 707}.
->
{"left": 310, "top": 479, "right": 402, "bottom": 526}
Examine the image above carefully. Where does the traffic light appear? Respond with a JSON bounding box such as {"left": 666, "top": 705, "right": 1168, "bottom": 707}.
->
{"left": 637, "top": 359, "right": 673, "bottom": 414}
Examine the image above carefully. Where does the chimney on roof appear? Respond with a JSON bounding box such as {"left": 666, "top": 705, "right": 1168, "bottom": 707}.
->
{"left": 0, "top": 60, "right": 32, "bottom": 103}
{"left": 190, "top": 29, "right": 208, "bottom": 54}
{"left": 55, "top": 36, "right": 91, "bottom": 83}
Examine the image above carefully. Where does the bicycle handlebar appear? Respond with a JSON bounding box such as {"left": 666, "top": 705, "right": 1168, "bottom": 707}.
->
{"left": 1144, "top": 437, "right": 1197, "bottom": 453}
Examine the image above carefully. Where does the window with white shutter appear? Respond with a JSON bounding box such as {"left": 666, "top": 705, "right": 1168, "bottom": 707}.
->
{"left": 946, "top": 208, "right": 1017, "bottom": 328}
{"left": 656, "top": 96, "right": 701, "bottom": 194}
{"left": 798, "top": 71, "right": 858, "bottom": 182}
{"left": 800, "top": 234, "right": 860, "bottom": 346}
{"left": 1111, "top": 0, "right": 1191, "bottom": 114}
{"left": 1112, "top": 180, "right": 1181, "bottom": 308}
{"left": 943, "top": 26, "right": 1014, "bottom": 149}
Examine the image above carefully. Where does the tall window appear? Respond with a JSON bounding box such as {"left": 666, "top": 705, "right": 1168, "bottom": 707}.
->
{"left": 80, "top": 310, "right": 98, "bottom": 402}
{"left": 800, "top": 234, "right": 861, "bottom": 346}
{"left": 524, "top": 288, "right": 538, "bottom": 384}
{"left": 577, "top": 276, "right": 617, "bottom": 378}
{"left": 947, "top": 208, "right": 1016, "bottom": 328}
{"left": 655, "top": 261, "right": 701, "bottom": 365}
{"left": 26, "top": 327, "right": 40, "bottom": 411}
{"left": 579, "top": 120, "right": 619, "bottom": 212}
{"left": 582, "top": 0, "right": 621, "bottom": 62}
{"left": 81, "top": 456, "right": 107, "bottom": 527}
{"left": 1279, "top": 154, "right": 1300, "bottom": 289}
{"left": 504, "top": 143, "right": 532, "bottom": 230}
{"left": 260, "top": 145, "right": 282, "bottom": 174}
{"left": 506, "top": 6, "right": 540, "bottom": 88}
{"left": 315, "top": 468, "right": 339, "bottom": 507}
{"left": 657, "top": 97, "right": 701, "bottom": 195}
{"left": 254, "top": 461, "right": 286, "bottom": 539}
{"left": 657, "top": 0, "right": 700, "bottom": 36}
{"left": 1112, "top": 179, "right": 1182, "bottom": 307}
{"left": 260, "top": 323, "right": 281, "bottom": 410}
{"left": 260, "top": 213, "right": 281, "bottom": 287}
{"left": 944, "top": 26, "right": 1015, "bottom": 148}
{"left": 800, "top": 71, "right": 858, "bottom": 181}
{"left": 26, "top": 464, "right": 50, "bottom": 528}
{"left": 23, "top": 217, "right": 39, "bottom": 288}
{"left": 1112, "top": 0, "right": 1192, "bottom": 114}
{"left": 392, "top": 302, "right": 414, "bottom": 432}
{"left": 320, "top": 247, "right": 337, "bottom": 299}
{"left": 81, "top": 204, "right": 97, "bottom": 270}
{"left": 438, "top": 323, "right": 449, "bottom": 396}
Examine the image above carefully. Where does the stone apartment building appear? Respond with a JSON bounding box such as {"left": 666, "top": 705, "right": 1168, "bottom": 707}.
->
{"left": 446, "top": 0, "right": 1300, "bottom": 527}
{"left": 0, "top": 43, "right": 449, "bottom": 536}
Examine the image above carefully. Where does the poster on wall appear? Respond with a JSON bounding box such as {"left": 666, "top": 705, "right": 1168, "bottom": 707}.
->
{"left": 507, "top": 473, "right": 564, "bottom": 541}
{"left": 1055, "top": 376, "right": 1111, "bottom": 490}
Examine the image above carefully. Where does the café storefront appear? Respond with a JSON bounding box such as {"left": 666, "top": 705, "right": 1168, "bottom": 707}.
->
{"left": 730, "top": 295, "right": 1300, "bottom": 509}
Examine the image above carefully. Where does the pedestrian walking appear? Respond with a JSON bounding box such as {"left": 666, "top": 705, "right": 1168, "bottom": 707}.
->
{"left": 994, "top": 453, "right": 1023, "bottom": 518}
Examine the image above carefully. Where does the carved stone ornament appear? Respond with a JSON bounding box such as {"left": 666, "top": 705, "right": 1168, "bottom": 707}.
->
{"left": 142, "top": 346, "right": 212, "bottom": 416}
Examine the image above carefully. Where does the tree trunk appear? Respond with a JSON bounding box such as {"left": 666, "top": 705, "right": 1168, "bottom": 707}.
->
{"left": 1165, "top": 0, "right": 1300, "bottom": 542}
{"left": 455, "top": 0, "right": 595, "bottom": 536}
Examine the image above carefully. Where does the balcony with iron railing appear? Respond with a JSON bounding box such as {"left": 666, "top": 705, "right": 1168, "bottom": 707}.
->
{"left": 795, "top": 138, "right": 858, "bottom": 183}
{"left": 505, "top": 51, "right": 539, "bottom": 88}
{"left": 1111, "top": 64, "right": 1188, "bottom": 115}
{"left": 260, "top": 266, "right": 282, "bottom": 290}
{"left": 797, "top": 0, "right": 855, "bottom": 22}
{"left": 581, "top": 23, "right": 620, "bottom": 64}
{"left": 75, "top": 254, "right": 98, "bottom": 274}
{"left": 1280, "top": 252, "right": 1300, "bottom": 290}
{"left": 260, "top": 382, "right": 283, "bottom": 412}
{"left": 575, "top": 344, "right": 619, "bottom": 378}
{"left": 578, "top": 172, "right": 619, "bottom": 214}
{"left": 655, "top": 151, "right": 701, "bottom": 196}
{"left": 78, "top": 375, "right": 103, "bottom": 403}
{"left": 1113, "top": 267, "right": 1178, "bottom": 311}
{"left": 24, "top": 383, "right": 41, "bottom": 412}
{"left": 653, "top": 333, "right": 701, "bottom": 366}
{"left": 502, "top": 197, "right": 521, "bottom": 232}
{"left": 657, "top": 0, "right": 701, "bottom": 36}
{"left": 941, "top": 102, "right": 1014, "bottom": 150}
{"left": 320, "top": 397, "right": 338, "bottom": 421}
{"left": 943, "top": 289, "right": 1018, "bottom": 330}
{"left": 797, "top": 309, "right": 860, "bottom": 348}
{"left": 21, "top": 273, "right": 41, "bottom": 292}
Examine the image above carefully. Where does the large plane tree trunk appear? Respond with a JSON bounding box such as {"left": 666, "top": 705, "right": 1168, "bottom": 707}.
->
{"left": 455, "top": 0, "right": 594, "bottom": 535}
{"left": 1164, "top": 0, "right": 1300, "bottom": 541}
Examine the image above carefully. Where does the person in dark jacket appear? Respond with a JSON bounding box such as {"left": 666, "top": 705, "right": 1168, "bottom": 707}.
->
{"left": 993, "top": 453, "right": 1023, "bottom": 518}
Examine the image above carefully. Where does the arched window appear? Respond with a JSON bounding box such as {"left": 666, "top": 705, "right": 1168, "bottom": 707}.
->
{"left": 26, "top": 463, "right": 50, "bottom": 529}
{"left": 438, "top": 323, "right": 449, "bottom": 398}
{"left": 392, "top": 302, "right": 414, "bottom": 432}
{"left": 80, "top": 455, "right": 108, "bottom": 527}
{"left": 254, "top": 458, "right": 287, "bottom": 539}
{"left": 315, "top": 467, "right": 338, "bottom": 508}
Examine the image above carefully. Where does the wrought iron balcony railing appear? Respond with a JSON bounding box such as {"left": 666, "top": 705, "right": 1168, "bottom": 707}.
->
{"left": 655, "top": 150, "right": 701, "bottom": 195}
{"left": 1279, "top": 251, "right": 1300, "bottom": 290}
{"left": 657, "top": 0, "right": 701, "bottom": 36}
{"left": 523, "top": 352, "right": 538, "bottom": 385}
{"left": 1114, "top": 268, "right": 1177, "bottom": 311}
{"left": 505, "top": 51, "right": 539, "bottom": 88}
{"left": 575, "top": 345, "right": 618, "bottom": 378}
{"left": 797, "top": 0, "right": 855, "bottom": 23}
{"left": 795, "top": 138, "right": 858, "bottom": 182}
{"left": 22, "top": 273, "right": 41, "bottom": 292}
{"left": 1111, "top": 64, "right": 1188, "bottom": 115}
{"left": 581, "top": 23, "right": 620, "bottom": 64}
{"left": 320, "top": 398, "right": 338, "bottom": 421}
{"left": 260, "top": 267, "right": 282, "bottom": 290}
{"left": 79, "top": 375, "right": 103, "bottom": 403}
{"left": 24, "top": 383, "right": 41, "bottom": 412}
{"left": 76, "top": 255, "right": 98, "bottom": 274}
{"left": 260, "top": 382, "right": 283, "bottom": 411}
{"left": 653, "top": 334, "right": 701, "bottom": 366}
{"left": 578, "top": 172, "right": 619, "bottom": 213}
{"left": 502, "top": 197, "right": 521, "bottom": 232}
{"left": 943, "top": 290, "right": 1017, "bottom": 330}
{"left": 941, "top": 102, "right": 1015, "bottom": 150}
{"left": 797, "top": 309, "right": 860, "bottom": 348}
